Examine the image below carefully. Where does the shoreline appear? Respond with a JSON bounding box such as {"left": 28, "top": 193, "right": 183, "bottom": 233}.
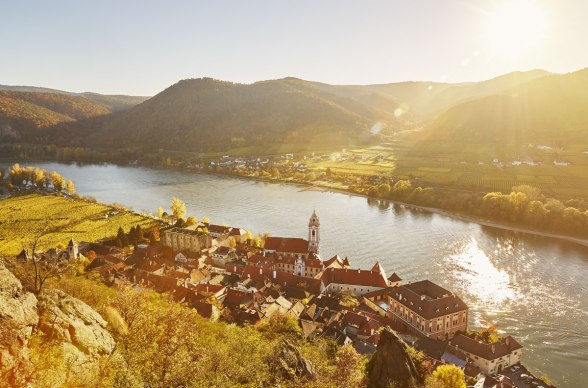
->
{"left": 3, "top": 158, "right": 588, "bottom": 248}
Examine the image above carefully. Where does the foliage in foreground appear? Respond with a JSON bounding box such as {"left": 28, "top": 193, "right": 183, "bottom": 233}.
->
{"left": 7, "top": 273, "right": 366, "bottom": 387}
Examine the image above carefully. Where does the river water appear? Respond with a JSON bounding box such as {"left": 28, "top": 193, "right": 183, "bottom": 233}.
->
{"left": 2, "top": 161, "right": 587, "bottom": 386}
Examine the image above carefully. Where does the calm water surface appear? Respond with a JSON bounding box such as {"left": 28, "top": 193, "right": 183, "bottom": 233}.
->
{"left": 2, "top": 162, "right": 587, "bottom": 387}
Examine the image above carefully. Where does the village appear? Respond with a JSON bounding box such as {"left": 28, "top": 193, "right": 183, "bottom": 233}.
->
{"left": 19, "top": 210, "right": 552, "bottom": 388}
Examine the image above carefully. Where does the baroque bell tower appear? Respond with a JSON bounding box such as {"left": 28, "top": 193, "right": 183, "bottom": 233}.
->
{"left": 308, "top": 210, "right": 320, "bottom": 254}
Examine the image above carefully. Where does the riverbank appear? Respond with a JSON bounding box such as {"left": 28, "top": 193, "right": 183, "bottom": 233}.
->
{"left": 197, "top": 168, "right": 588, "bottom": 249}
{"left": 3, "top": 159, "right": 588, "bottom": 249}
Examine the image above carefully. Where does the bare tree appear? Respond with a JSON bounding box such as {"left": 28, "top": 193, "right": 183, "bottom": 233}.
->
{"left": 10, "top": 220, "right": 74, "bottom": 294}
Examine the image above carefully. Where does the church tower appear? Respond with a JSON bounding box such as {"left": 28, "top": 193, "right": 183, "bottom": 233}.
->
{"left": 308, "top": 210, "right": 320, "bottom": 254}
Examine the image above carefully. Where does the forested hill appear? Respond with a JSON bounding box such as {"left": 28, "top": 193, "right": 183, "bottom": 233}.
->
{"left": 413, "top": 68, "right": 588, "bottom": 147}
{"left": 0, "top": 84, "right": 149, "bottom": 112}
{"left": 0, "top": 91, "right": 112, "bottom": 140}
{"left": 47, "top": 78, "right": 402, "bottom": 152}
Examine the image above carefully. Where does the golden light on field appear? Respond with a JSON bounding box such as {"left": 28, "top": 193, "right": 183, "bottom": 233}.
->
{"left": 484, "top": 0, "right": 548, "bottom": 59}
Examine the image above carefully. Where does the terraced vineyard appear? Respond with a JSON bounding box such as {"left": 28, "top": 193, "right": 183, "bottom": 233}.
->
{"left": 0, "top": 194, "right": 157, "bottom": 257}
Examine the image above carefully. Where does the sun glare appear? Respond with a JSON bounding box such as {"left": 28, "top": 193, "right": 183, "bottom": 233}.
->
{"left": 485, "top": 0, "right": 548, "bottom": 59}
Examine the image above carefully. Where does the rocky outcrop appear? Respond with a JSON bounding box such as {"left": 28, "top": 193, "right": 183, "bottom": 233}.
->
{"left": 271, "top": 339, "right": 316, "bottom": 381}
{"left": 0, "top": 264, "right": 39, "bottom": 381}
{"left": 37, "top": 289, "right": 115, "bottom": 358}
{"left": 366, "top": 327, "right": 423, "bottom": 388}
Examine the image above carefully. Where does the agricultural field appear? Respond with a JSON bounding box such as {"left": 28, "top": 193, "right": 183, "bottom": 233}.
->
{"left": 304, "top": 142, "right": 588, "bottom": 200}
{"left": 0, "top": 193, "right": 157, "bottom": 257}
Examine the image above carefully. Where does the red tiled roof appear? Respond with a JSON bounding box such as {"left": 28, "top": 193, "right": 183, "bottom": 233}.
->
{"left": 388, "top": 280, "right": 468, "bottom": 320}
{"left": 229, "top": 227, "right": 246, "bottom": 236}
{"left": 264, "top": 237, "right": 309, "bottom": 254}
{"left": 208, "top": 224, "right": 231, "bottom": 235}
{"left": 189, "top": 283, "right": 225, "bottom": 295}
{"left": 450, "top": 334, "right": 522, "bottom": 361}
{"left": 321, "top": 267, "right": 388, "bottom": 288}
{"left": 223, "top": 288, "right": 250, "bottom": 309}
{"left": 274, "top": 255, "right": 297, "bottom": 265}
{"left": 388, "top": 272, "right": 402, "bottom": 282}
{"left": 305, "top": 258, "right": 323, "bottom": 268}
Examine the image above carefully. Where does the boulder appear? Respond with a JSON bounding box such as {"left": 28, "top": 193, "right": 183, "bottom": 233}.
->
{"left": 37, "top": 289, "right": 115, "bottom": 358}
{"left": 272, "top": 339, "right": 316, "bottom": 381}
{"left": 0, "top": 264, "right": 39, "bottom": 381}
{"left": 366, "top": 327, "right": 423, "bottom": 388}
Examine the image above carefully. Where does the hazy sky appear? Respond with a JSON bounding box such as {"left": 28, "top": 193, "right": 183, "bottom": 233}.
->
{"left": 1, "top": 0, "right": 587, "bottom": 95}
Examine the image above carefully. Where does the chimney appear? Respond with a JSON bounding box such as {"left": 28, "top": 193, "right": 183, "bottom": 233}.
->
{"left": 420, "top": 295, "right": 426, "bottom": 301}
{"left": 491, "top": 344, "right": 495, "bottom": 354}
{"left": 259, "top": 268, "right": 262, "bottom": 275}
{"left": 272, "top": 270, "right": 276, "bottom": 279}
{"left": 505, "top": 337, "right": 510, "bottom": 346}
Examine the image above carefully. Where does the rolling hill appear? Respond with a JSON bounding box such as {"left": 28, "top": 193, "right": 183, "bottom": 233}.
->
{"left": 0, "top": 87, "right": 149, "bottom": 141}
{"left": 0, "top": 91, "right": 112, "bottom": 140}
{"left": 0, "top": 84, "right": 149, "bottom": 112}
{"left": 413, "top": 68, "right": 588, "bottom": 147}
{"left": 4, "top": 68, "right": 586, "bottom": 155}
{"left": 48, "top": 78, "right": 404, "bottom": 152}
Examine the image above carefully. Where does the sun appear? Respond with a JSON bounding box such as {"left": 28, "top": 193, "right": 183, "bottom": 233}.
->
{"left": 484, "top": 0, "right": 548, "bottom": 59}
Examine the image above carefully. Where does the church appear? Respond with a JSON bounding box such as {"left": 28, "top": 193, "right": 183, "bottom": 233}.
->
{"left": 262, "top": 211, "right": 322, "bottom": 277}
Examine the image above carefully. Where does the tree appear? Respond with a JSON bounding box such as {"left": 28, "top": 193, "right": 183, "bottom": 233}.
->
{"left": 50, "top": 171, "right": 65, "bottom": 192}
{"left": 66, "top": 180, "right": 76, "bottom": 195}
{"left": 116, "top": 227, "right": 128, "bottom": 247}
{"left": 201, "top": 216, "right": 210, "bottom": 224}
{"left": 171, "top": 197, "right": 186, "bottom": 223}
{"left": 426, "top": 364, "right": 466, "bottom": 388}
{"left": 339, "top": 290, "right": 359, "bottom": 307}
{"left": 185, "top": 216, "right": 198, "bottom": 227}
{"left": 8, "top": 220, "right": 75, "bottom": 294}
{"left": 331, "top": 345, "right": 365, "bottom": 388}
{"left": 33, "top": 168, "right": 46, "bottom": 189}
{"left": 476, "top": 322, "right": 500, "bottom": 343}
{"left": 157, "top": 207, "right": 164, "bottom": 219}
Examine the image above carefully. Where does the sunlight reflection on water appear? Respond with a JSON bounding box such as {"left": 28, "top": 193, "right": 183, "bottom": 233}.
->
{"left": 447, "top": 238, "right": 517, "bottom": 309}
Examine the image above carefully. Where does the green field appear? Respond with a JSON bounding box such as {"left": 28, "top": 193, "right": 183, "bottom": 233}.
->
{"left": 0, "top": 194, "right": 156, "bottom": 257}
{"left": 304, "top": 142, "right": 588, "bottom": 200}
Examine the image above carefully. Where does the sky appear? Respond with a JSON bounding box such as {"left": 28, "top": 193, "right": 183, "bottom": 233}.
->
{"left": 1, "top": 0, "right": 587, "bottom": 96}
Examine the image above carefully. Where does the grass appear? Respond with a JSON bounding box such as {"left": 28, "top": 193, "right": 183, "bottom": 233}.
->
{"left": 0, "top": 193, "right": 156, "bottom": 257}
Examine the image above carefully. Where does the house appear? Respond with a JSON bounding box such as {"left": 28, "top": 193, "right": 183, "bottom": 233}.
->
{"left": 212, "top": 246, "right": 236, "bottom": 266}
{"left": 208, "top": 224, "right": 231, "bottom": 239}
{"left": 161, "top": 225, "right": 213, "bottom": 253}
{"left": 386, "top": 280, "right": 468, "bottom": 340}
{"left": 319, "top": 262, "right": 390, "bottom": 296}
{"left": 229, "top": 227, "right": 248, "bottom": 244}
{"left": 449, "top": 334, "right": 523, "bottom": 375}
{"left": 264, "top": 237, "right": 309, "bottom": 259}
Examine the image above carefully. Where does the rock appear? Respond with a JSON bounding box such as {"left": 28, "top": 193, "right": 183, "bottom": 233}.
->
{"left": 272, "top": 339, "right": 316, "bottom": 381}
{"left": 0, "top": 264, "right": 38, "bottom": 382}
{"left": 366, "top": 327, "right": 423, "bottom": 388}
{"left": 37, "top": 289, "right": 115, "bottom": 358}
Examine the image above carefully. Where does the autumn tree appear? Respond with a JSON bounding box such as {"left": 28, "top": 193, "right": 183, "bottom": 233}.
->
{"left": 33, "top": 168, "right": 46, "bottom": 189}
{"left": 426, "top": 364, "right": 466, "bottom": 388}
{"left": 171, "top": 197, "right": 186, "bottom": 223}
{"left": 331, "top": 345, "right": 365, "bottom": 388}
{"left": 185, "top": 216, "right": 198, "bottom": 227}
{"left": 66, "top": 180, "right": 75, "bottom": 195}
{"left": 50, "top": 171, "right": 65, "bottom": 192}
{"left": 157, "top": 207, "right": 163, "bottom": 219}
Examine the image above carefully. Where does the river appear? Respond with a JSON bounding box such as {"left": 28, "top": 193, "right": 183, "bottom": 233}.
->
{"left": 2, "top": 161, "right": 587, "bottom": 387}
